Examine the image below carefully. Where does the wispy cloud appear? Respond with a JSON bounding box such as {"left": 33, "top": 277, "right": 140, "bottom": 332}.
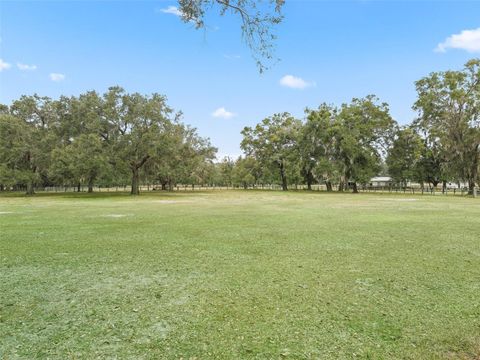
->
{"left": 0, "top": 59, "right": 11, "bottom": 72}
{"left": 212, "top": 107, "right": 236, "bottom": 119}
{"left": 49, "top": 73, "right": 65, "bottom": 82}
{"left": 17, "top": 63, "right": 37, "bottom": 71}
{"left": 436, "top": 27, "right": 480, "bottom": 53}
{"left": 279, "top": 75, "right": 315, "bottom": 89}
{"left": 157, "top": 5, "right": 183, "bottom": 17}
{"left": 223, "top": 54, "right": 241, "bottom": 60}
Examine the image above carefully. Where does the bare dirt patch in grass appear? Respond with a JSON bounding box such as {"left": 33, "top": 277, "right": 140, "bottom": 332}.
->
{"left": 377, "top": 198, "right": 419, "bottom": 202}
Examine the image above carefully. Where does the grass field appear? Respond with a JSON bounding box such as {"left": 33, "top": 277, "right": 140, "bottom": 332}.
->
{"left": 1, "top": 191, "right": 479, "bottom": 359}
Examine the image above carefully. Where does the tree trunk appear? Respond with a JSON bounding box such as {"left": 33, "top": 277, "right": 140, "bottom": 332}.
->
{"left": 279, "top": 162, "right": 288, "bottom": 191}
{"left": 243, "top": 182, "right": 247, "bottom": 190}
{"left": 352, "top": 182, "right": 359, "bottom": 193}
{"left": 468, "top": 180, "right": 476, "bottom": 197}
{"left": 326, "top": 181, "right": 333, "bottom": 192}
{"left": 129, "top": 156, "right": 150, "bottom": 196}
{"left": 469, "top": 152, "right": 478, "bottom": 197}
{"left": 88, "top": 178, "right": 94, "bottom": 193}
{"left": 306, "top": 169, "right": 313, "bottom": 191}
{"left": 77, "top": 183, "right": 81, "bottom": 192}
{"left": 338, "top": 181, "right": 344, "bottom": 192}
{"left": 26, "top": 162, "right": 36, "bottom": 195}
{"left": 442, "top": 180, "right": 446, "bottom": 194}
{"left": 26, "top": 180, "right": 35, "bottom": 195}
{"left": 161, "top": 183, "right": 167, "bottom": 191}
{"left": 131, "top": 167, "right": 140, "bottom": 195}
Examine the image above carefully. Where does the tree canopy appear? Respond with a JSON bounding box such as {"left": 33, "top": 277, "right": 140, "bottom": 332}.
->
{"left": 0, "top": 88, "right": 216, "bottom": 195}
{"left": 414, "top": 59, "right": 480, "bottom": 194}
{"left": 1, "top": 60, "right": 479, "bottom": 196}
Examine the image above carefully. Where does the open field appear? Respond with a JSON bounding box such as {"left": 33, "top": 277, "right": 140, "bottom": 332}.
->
{"left": 1, "top": 191, "right": 479, "bottom": 359}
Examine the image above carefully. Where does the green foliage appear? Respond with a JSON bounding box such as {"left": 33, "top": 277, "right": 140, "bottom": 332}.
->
{"left": 386, "top": 127, "right": 424, "bottom": 186}
{"left": 241, "top": 113, "right": 301, "bottom": 190}
{"left": 240, "top": 98, "right": 395, "bottom": 192}
{"left": 414, "top": 58, "right": 480, "bottom": 193}
{"left": 334, "top": 96, "right": 396, "bottom": 191}
{"left": 0, "top": 89, "right": 216, "bottom": 195}
{"left": 1, "top": 60, "right": 479, "bottom": 195}
{"left": 102, "top": 87, "right": 176, "bottom": 194}
{"left": 413, "top": 136, "right": 446, "bottom": 188}
{"left": 50, "top": 134, "right": 109, "bottom": 192}
{"left": 217, "top": 157, "right": 235, "bottom": 186}
{"left": 232, "top": 156, "right": 258, "bottom": 188}
{"left": 302, "top": 104, "right": 341, "bottom": 189}
{"left": 0, "top": 114, "right": 38, "bottom": 190}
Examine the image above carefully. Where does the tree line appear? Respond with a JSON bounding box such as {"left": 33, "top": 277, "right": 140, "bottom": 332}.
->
{"left": 0, "top": 60, "right": 479, "bottom": 195}
{"left": 217, "top": 59, "right": 479, "bottom": 195}
{"left": 0, "top": 87, "right": 216, "bottom": 195}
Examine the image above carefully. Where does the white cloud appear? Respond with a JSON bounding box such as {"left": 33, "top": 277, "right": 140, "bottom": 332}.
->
{"left": 436, "top": 27, "right": 480, "bottom": 53}
{"left": 212, "top": 107, "right": 236, "bottom": 119}
{"left": 0, "top": 59, "right": 11, "bottom": 72}
{"left": 158, "top": 6, "right": 183, "bottom": 16}
{"left": 17, "top": 63, "right": 37, "bottom": 71}
{"left": 49, "top": 73, "right": 65, "bottom": 82}
{"left": 279, "top": 74, "right": 315, "bottom": 89}
{"left": 223, "top": 54, "right": 241, "bottom": 59}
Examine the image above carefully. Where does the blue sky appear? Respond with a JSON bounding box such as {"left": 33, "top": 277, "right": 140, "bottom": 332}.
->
{"left": 1, "top": 1, "right": 479, "bottom": 158}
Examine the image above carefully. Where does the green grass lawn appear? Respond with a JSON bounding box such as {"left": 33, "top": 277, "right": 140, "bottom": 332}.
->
{"left": 1, "top": 191, "right": 479, "bottom": 359}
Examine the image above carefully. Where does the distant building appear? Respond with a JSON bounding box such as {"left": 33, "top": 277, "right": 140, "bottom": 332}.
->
{"left": 369, "top": 176, "right": 392, "bottom": 187}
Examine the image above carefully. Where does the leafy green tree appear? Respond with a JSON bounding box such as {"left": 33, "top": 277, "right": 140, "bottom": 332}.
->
{"left": 218, "top": 157, "right": 235, "bottom": 187}
{"left": 50, "top": 134, "right": 109, "bottom": 192}
{"left": 241, "top": 113, "right": 301, "bottom": 191}
{"left": 103, "top": 87, "right": 174, "bottom": 195}
{"left": 1, "top": 89, "right": 217, "bottom": 195}
{"left": 301, "top": 104, "right": 340, "bottom": 191}
{"left": 0, "top": 114, "right": 39, "bottom": 194}
{"left": 335, "top": 96, "right": 396, "bottom": 193}
{"left": 232, "top": 156, "right": 259, "bottom": 189}
{"left": 414, "top": 59, "right": 480, "bottom": 195}
{"left": 48, "top": 92, "right": 112, "bottom": 192}
{"left": 414, "top": 135, "right": 446, "bottom": 190}
{"left": 8, "top": 95, "right": 58, "bottom": 194}
{"left": 150, "top": 122, "right": 186, "bottom": 190}
{"left": 286, "top": 159, "right": 303, "bottom": 189}
{"left": 179, "top": 126, "right": 217, "bottom": 188}
{"left": 386, "top": 127, "right": 424, "bottom": 187}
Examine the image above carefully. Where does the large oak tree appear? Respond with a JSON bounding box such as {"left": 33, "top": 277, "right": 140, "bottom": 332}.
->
{"left": 414, "top": 59, "right": 480, "bottom": 195}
